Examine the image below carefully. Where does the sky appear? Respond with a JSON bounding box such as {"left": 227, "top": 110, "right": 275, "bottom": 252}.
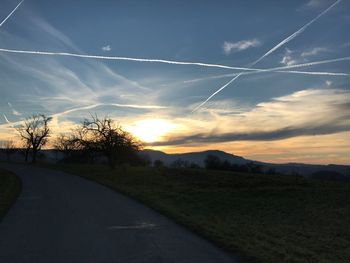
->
{"left": 0, "top": 0, "right": 349, "bottom": 164}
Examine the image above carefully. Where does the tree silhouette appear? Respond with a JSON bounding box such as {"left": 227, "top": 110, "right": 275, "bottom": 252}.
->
{"left": 16, "top": 114, "right": 52, "bottom": 163}
{"left": 80, "top": 115, "right": 142, "bottom": 168}
{"left": 56, "top": 115, "right": 142, "bottom": 168}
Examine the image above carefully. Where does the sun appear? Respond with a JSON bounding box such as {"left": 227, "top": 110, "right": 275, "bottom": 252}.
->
{"left": 126, "top": 119, "right": 177, "bottom": 143}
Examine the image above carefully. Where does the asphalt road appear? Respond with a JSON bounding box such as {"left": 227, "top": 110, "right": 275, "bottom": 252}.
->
{"left": 0, "top": 164, "right": 239, "bottom": 263}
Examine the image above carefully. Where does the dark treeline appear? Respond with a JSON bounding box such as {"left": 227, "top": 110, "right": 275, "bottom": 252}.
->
{"left": 204, "top": 154, "right": 274, "bottom": 174}
{"left": 165, "top": 154, "right": 275, "bottom": 175}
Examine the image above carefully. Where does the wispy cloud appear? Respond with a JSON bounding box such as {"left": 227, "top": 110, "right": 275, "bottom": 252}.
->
{"left": 223, "top": 39, "right": 261, "bottom": 54}
{"left": 52, "top": 103, "right": 168, "bottom": 118}
{"left": 301, "top": 47, "right": 329, "bottom": 57}
{"left": 150, "top": 89, "right": 350, "bottom": 146}
{"left": 306, "top": 0, "right": 331, "bottom": 9}
{"left": 102, "top": 45, "right": 111, "bottom": 52}
{"left": 0, "top": 13, "right": 164, "bottom": 129}
{"left": 8, "top": 102, "right": 21, "bottom": 116}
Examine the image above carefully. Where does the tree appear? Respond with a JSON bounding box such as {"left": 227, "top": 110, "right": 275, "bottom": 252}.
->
{"left": 53, "top": 133, "right": 83, "bottom": 162}
{"left": 16, "top": 114, "right": 52, "bottom": 163}
{"left": 79, "top": 115, "right": 142, "bottom": 168}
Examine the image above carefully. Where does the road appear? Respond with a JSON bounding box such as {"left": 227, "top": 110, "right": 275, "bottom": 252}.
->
{"left": 0, "top": 164, "right": 239, "bottom": 263}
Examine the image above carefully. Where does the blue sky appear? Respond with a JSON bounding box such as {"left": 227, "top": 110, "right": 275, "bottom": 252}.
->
{"left": 0, "top": 0, "right": 349, "bottom": 164}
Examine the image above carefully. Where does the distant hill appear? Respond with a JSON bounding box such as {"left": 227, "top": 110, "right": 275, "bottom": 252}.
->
{"left": 141, "top": 149, "right": 249, "bottom": 167}
{"left": 141, "top": 149, "right": 350, "bottom": 178}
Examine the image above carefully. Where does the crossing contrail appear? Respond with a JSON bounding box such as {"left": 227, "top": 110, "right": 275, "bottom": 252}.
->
{"left": 252, "top": 0, "right": 342, "bottom": 65}
{"left": 269, "top": 56, "right": 350, "bottom": 71}
{"left": 0, "top": 0, "right": 24, "bottom": 28}
{"left": 184, "top": 68, "right": 350, "bottom": 83}
{"left": 192, "top": 0, "right": 342, "bottom": 111}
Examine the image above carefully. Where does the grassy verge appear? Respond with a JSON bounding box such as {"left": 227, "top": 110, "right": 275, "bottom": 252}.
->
{"left": 0, "top": 169, "right": 21, "bottom": 220}
{"left": 45, "top": 163, "right": 350, "bottom": 263}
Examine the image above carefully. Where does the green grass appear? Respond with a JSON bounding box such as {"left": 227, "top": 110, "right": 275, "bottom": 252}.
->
{"left": 0, "top": 169, "right": 21, "bottom": 220}
{"left": 46, "top": 164, "right": 350, "bottom": 263}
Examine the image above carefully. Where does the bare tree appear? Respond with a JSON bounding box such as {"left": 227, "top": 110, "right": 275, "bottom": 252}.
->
{"left": 81, "top": 115, "right": 142, "bottom": 168}
{"left": 54, "top": 134, "right": 80, "bottom": 153}
{"left": 53, "top": 132, "right": 89, "bottom": 162}
{"left": 16, "top": 114, "right": 52, "bottom": 163}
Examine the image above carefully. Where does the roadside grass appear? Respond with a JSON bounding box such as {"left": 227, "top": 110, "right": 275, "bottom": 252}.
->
{"left": 46, "top": 164, "right": 350, "bottom": 263}
{"left": 0, "top": 169, "right": 21, "bottom": 220}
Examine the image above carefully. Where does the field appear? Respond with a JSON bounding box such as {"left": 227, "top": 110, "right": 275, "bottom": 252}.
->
{"left": 47, "top": 164, "right": 350, "bottom": 263}
{"left": 0, "top": 169, "right": 21, "bottom": 220}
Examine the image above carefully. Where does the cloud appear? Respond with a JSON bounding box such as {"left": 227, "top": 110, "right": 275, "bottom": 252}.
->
{"left": 148, "top": 124, "right": 350, "bottom": 146}
{"left": 102, "top": 45, "right": 111, "bottom": 52}
{"left": 149, "top": 89, "right": 350, "bottom": 146}
{"left": 280, "top": 48, "right": 298, "bottom": 66}
{"left": 306, "top": 0, "right": 331, "bottom": 9}
{"left": 52, "top": 103, "right": 168, "bottom": 119}
{"left": 223, "top": 39, "right": 261, "bottom": 54}
{"left": 8, "top": 102, "right": 21, "bottom": 116}
{"left": 301, "top": 47, "right": 329, "bottom": 57}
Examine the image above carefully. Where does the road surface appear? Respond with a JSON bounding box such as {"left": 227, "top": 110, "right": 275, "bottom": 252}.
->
{"left": 0, "top": 164, "right": 239, "bottom": 263}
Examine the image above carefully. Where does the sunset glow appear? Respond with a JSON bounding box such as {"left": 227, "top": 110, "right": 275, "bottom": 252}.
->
{"left": 126, "top": 119, "right": 177, "bottom": 143}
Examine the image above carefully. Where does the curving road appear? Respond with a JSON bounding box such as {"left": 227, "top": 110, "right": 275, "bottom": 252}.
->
{"left": 0, "top": 164, "right": 239, "bottom": 263}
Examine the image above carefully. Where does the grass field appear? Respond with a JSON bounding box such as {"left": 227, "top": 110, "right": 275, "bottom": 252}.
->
{"left": 0, "top": 169, "right": 21, "bottom": 220}
{"left": 47, "top": 164, "right": 350, "bottom": 263}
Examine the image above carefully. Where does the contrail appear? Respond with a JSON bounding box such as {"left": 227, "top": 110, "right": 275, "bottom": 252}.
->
{"left": 192, "top": 0, "right": 342, "bottom": 111}
{"left": 0, "top": 47, "right": 349, "bottom": 75}
{"left": 0, "top": 0, "right": 24, "bottom": 28}
{"left": 252, "top": 0, "right": 342, "bottom": 65}
{"left": 0, "top": 102, "right": 167, "bottom": 128}
{"left": 52, "top": 103, "right": 167, "bottom": 118}
{"left": 0, "top": 48, "right": 254, "bottom": 71}
{"left": 3, "top": 114, "right": 10, "bottom": 124}
{"left": 269, "top": 56, "right": 350, "bottom": 71}
{"left": 184, "top": 68, "right": 350, "bottom": 83}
